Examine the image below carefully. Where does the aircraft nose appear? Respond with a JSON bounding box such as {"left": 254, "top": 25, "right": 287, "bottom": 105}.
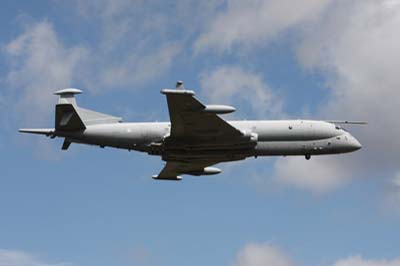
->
{"left": 349, "top": 135, "right": 362, "bottom": 151}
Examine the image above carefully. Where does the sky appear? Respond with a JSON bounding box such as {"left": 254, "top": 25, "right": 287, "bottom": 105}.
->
{"left": 1, "top": 0, "right": 400, "bottom": 265}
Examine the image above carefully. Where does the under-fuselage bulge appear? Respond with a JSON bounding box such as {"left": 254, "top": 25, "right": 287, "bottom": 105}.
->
{"left": 19, "top": 82, "right": 364, "bottom": 180}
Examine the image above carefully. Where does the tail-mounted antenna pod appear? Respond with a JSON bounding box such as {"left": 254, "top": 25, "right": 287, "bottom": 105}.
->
{"left": 176, "top": 80, "right": 184, "bottom": 90}
{"left": 54, "top": 88, "right": 83, "bottom": 105}
{"left": 54, "top": 88, "right": 83, "bottom": 95}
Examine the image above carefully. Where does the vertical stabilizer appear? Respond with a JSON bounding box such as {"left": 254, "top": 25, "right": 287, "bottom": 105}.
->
{"left": 54, "top": 88, "right": 85, "bottom": 131}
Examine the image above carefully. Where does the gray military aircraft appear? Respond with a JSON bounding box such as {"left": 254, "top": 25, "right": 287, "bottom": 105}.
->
{"left": 20, "top": 81, "right": 364, "bottom": 180}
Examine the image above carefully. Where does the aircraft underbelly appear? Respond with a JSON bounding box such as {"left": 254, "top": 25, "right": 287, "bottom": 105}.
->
{"left": 255, "top": 140, "right": 333, "bottom": 155}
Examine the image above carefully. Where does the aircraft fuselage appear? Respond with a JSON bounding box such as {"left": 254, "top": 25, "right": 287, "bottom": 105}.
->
{"left": 57, "top": 119, "right": 361, "bottom": 162}
{"left": 20, "top": 86, "right": 363, "bottom": 179}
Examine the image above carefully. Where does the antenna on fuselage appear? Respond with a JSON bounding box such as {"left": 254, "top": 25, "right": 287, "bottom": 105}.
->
{"left": 176, "top": 80, "right": 184, "bottom": 90}
{"left": 327, "top": 120, "right": 368, "bottom": 125}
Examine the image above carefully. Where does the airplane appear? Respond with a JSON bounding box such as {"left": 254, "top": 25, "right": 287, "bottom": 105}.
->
{"left": 19, "top": 81, "right": 364, "bottom": 180}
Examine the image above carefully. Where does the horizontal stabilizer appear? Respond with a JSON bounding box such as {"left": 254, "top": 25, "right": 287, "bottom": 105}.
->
{"left": 19, "top": 128, "right": 54, "bottom": 136}
{"left": 77, "top": 107, "right": 122, "bottom": 125}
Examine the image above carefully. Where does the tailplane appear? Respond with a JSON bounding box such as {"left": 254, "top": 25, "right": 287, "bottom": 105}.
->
{"left": 54, "top": 88, "right": 122, "bottom": 131}
{"left": 20, "top": 88, "right": 122, "bottom": 151}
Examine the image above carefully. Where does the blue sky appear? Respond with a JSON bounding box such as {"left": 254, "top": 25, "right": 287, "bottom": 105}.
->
{"left": 1, "top": 1, "right": 400, "bottom": 266}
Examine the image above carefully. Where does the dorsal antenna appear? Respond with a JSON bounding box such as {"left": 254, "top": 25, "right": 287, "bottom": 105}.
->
{"left": 176, "top": 80, "right": 184, "bottom": 90}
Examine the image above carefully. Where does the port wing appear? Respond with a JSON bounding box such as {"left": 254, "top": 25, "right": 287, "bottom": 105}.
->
{"left": 161, "top": 89, "right": 242, "bottom": 140}
{"left": 152, "top": 161, "right": 220, "bottom": 181}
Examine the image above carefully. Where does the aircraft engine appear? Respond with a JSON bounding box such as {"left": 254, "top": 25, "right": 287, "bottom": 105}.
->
{"left": 241, "top": 130, "right": 258, "bottom": 143}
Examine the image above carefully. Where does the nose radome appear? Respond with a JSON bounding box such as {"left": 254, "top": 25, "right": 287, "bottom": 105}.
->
{"left": 350, "top": 136, "right": 362, "bottom": 151}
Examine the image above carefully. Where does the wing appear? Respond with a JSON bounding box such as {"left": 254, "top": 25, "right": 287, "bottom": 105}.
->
{"left": 152, "top": 161, "right": 218, "bottom": 181}
{"left": 161, "top": 89, "right": 242, "bottom": 141}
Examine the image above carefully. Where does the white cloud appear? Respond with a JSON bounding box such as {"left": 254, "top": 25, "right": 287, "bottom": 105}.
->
{"left": 200, "top": 65, "right": 283, "bottom": 118}
{"left": 233, "top": 244, "right": 400, "bottom": 266}
{"left": 96, "top": 43, "right": 180, "bottom": 89}
{"left": 0, "top": 249, "right": 72, "bottom": 266}
{"left": 1, "top": 20, "right": 90, "bottom": 158}
{"left": 2, "top": 14, "right": 180, "bottom": 123}
{"left": 296, "top": 0, "right": 400, "bottom": 166}
{"left": 234, "top": 243, "right": 292, "bottom": 266}
{"left": 195, "top": 0, "right": 332, "bottom": 53}
{"left": 384, "top": 172, "right": 400, "bottom": 212}
{"left": 268, "top": 0, "right": 400, "bottom": 193}
{"left": 71, "top": 1, "right": 183, "bottom": 91}
{"left": 5, "top": 21, "right": 87, "bottom": 122}
{"left": 274, "top": 155, "right": 351, "bottom": 193}
{"left": 4, "top": 20, "right": 88, "bottom": 124}
{"left": 333, "top": 255, "right": 400, "bottom": 266}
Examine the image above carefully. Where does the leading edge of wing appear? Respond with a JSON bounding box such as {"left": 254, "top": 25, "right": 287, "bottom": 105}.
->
{"left": 152, "top": 161, "right": 183, "bottom": 181}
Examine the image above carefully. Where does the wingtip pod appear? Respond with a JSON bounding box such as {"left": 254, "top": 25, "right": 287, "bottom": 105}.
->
{"left": 152, "top": 175, "right": 182, "bottom": 181}
{"left": 203, "top": 105, "right": 235, "bottom": 114}
{"left": 186, "top": 167, "right": 222, "bottom": 176}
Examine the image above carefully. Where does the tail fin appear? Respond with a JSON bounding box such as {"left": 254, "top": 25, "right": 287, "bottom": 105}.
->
{"left": 55, "top": 103, "right": 86, "bottom": 131}
{"left": 54, "top": 89, "right": 86, "bottom": 131}
{"left": 54, "top": 88, "right": 122, "bottom": 131}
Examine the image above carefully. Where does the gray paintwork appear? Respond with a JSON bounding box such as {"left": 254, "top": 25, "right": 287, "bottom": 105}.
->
{"left": 19, "top": 83, "right": 363, "bottom": 180}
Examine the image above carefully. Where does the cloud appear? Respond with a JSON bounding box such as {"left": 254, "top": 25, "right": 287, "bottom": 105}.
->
{"left": 96, "top": 43, "right": 180, "bottom": 89}
{"left": 200, "top": 65, "right": 283, "bottom": 118}
{"left": 0, "top": 249, "right": 72, "bottom": 266}
{"left": 195, "top": 0, "right": 333, "bottom": 53}
{"left": 333, "top": 255, "right": 400, "bottom": 266}
{"left": 2, "top": 7, "right": 182, "bottom": 123}
{"left": 194, "top": 0, "right": 400, "bottom": 196}
{"left": 267, "top": 0, "right": 400, "bottom": 193}
{"left": 273, "top": 155, "right": 351, "bottom": 193}
{"left": 71, "top": 0, "right": 224, "bottom": 91}
{"left": 3, "top": 20, "right": 88, "bottom": 124}
{"left": 383, "top": 172, "right": 400, "bottom": 212}
{"left": 233, "top": 244, "right": 400, "bottom": 266}
{"left": 296, "top": 0, "right": 400, "bottom": 167}
{"left": 73, "top": 0, "right": 182, "bottom": 91}
{"left": 234, "top": 243, "right": 292, "bottom": 266}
